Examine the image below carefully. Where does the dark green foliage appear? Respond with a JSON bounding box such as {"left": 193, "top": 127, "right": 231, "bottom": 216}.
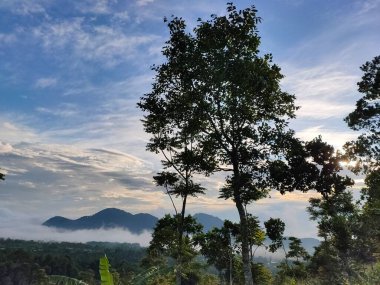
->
{"left": 138, "top": 3, "right": 303, "bottom": 284}
{"left": 305, "top": 137, "right": 354, "bottom": 198}
{"left": 264, "top": 218, "right": 285, "bottom": 253}
{"left": 0, "top": 239, "right": 146, "bottom": 284}
{"left": 286, "top": 237, "right": 309, "bottom": 262}
{"left": 142, "top": 214, "right": 206, "bottom": 284}
{"left": 196, "top": 221, "right": 233, "bottom": 274}
{"left": 145, "top": 214, "right": 203, "bottom": 263}
{"left": 273, "top": 237, "right": 310, "bottom": 284}
{"left": 305, "top": 140, "right": 362, "bottom": 283}
{"left": 197, "top": 218, "right": 268, "bottom": 284}
{"left": 344, "top": 55, "right": 380, "bottom": 173}
{"left": 355, "top": 170, "right": 380, "bottom": 263}
{"left": 0, "top": 262, "right": 49, "bottom": 285}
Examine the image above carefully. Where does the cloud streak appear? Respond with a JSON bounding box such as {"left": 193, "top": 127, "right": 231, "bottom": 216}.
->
{"left": 32, "top": 19, "right": 160, "bottom": 68}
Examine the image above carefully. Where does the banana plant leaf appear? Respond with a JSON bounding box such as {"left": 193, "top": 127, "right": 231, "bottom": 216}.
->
{"left": 99, "top": 255, "right": 114, "bottom": 285}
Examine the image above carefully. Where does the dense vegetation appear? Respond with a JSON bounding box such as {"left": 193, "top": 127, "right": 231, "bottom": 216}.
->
{"left": 0, "top": 239, "right": 146, "bottom": 285}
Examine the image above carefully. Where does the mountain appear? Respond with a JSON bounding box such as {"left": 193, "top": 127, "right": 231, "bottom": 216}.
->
{"left": 263, "top": 237, "right": 320, "bottom": 256}
{"left": 43, "top": 208, "right": 158, "bottom": 234}
{"left": 42, "top": 209, "right": 320, "bottom": 253}
{"left": 43, "top": 208, "right": 224, "bottom": 234}
{"left": 293, "top": 237, "right": 320, "bottom": 254}
{"left": 193, "top": 213, "right": 224, "bottom": 232}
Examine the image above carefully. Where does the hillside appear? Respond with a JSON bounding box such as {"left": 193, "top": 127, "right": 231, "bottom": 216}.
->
{"left": 43, "top": 208, "right": 225, "bottom": 234}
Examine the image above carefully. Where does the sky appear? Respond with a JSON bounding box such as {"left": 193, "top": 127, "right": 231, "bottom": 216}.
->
{"left": 0, "top": 0, "right": 379, "bottom": 244}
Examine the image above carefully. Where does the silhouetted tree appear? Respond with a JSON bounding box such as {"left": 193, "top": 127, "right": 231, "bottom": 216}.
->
{"left": 138, "top": 3, "right": 312, "bottom": 283}
{"left": 306, "top": 138, "right": 360, "bottom": 284}
{"left": 345, "top": 55, "right": 380, "bottom": 173}
{"left": 286, "top": 237, "right": 309, "bottom": 263}
{"left": 138, "top": 15, "right": 214, "bottom": 281}
{"left": 355, "top": 170, "right": 380, "bottom": 263}
{"left": 264, "top": 218, "right": 286, "bottom": 255}
{"left": 343, "top": 55, "right": 380, "bottom": 271}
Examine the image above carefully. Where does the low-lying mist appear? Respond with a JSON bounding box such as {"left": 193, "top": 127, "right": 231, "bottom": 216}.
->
{"left": 0, "top": 208, "right": 152, "bottom": 246}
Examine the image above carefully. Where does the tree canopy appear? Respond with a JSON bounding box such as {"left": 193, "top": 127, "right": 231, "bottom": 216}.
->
{"left": 138, "top": 3, "right": 308, "bottom": 284}
{"left": 345, "top": 55, "right": 380, "bottom": 173}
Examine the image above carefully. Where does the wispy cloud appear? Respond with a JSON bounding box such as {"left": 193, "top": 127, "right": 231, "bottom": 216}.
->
{"left": 32, "top": 19, "right": 160, "bottom": 67}
{"left": 0, "top": 0, "right": 46, "bottom": 15}
{"left": 0, "top": 120, "right": 39, "bottom": 144}
{"left": 0, "top": 33, "right": 17, "bottom": 44}
{"left": 0, "top": 141, "right": 162, "bottom": 216}
{"left": 296, "top": 125, "right": 357, "bottom": 150}
{"left": 36, "top": 103, "right": 79, "bottom": 118}
{"left": 75, "top": 0, "right": 112, "bottom": 15}
{"left": 136, "top": 0, "right": 155, "bottom": 7}
{"left": 0, "top": 142, "right": 13, "bottom": 153}
{"left": 35, "top": 77, "right": 57, "bottom": 88}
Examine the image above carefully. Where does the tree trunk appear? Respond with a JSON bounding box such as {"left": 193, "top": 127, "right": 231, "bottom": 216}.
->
{"left": 236, "top": 199, "right": 254, "bottom": 285}
{"left": 176, "top": 194, "right": 188, "bottom": 285}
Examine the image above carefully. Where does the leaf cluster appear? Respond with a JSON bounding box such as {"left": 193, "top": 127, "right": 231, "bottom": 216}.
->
{"left": 344, "top": 55, "right": 380, "bottom": 173}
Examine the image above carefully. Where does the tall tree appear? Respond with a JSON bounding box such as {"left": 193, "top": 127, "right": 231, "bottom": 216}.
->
{"left": 355, "top": 170, "right": 380, "bottom": 263}
{"left": 138, "top": 11, "right": 215, "bottom": 282}
{"left": 344, "top": 55, "right": 380, "bottom": 173}
{"left": 305, "top": 138, "right": 360, "bottom": 284}
{"left": 138, "top": 3, "right": 306, "bottom": 284}
{"left": 343, "top": 55, "right": 380, "bottom": 266}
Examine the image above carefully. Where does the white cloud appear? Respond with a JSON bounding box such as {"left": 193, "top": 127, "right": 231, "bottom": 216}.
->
{"left": 0, "top": 142, "right": 13, "bottom": 153}
{"left": 75, "top": 0, "right": 113, "bottom": 15}
{"left": 36, "top": 103, "right": 78, "bottom": 118}
{"left": 33, "top": 19, "right": 160, "bottom": 67}
{"left": 0, "top": 0, "right": 47, "bottom": 15}
{"left": 18, "top": 181, "right": 36, "bottom": 188}
{"left": 296, "top": 125, "right": 357, "bottom": 150}
{"left": 282, "top": 64, "right": 359, "bottom": 119}
{"left": 136, "top": 0, "right": 155, "bottom": 7}
{"left": 113, "top": 11, "right": 130, "bottom": 22}
{"left": 357, "top": 0, "right": 380, "bottom": 16}
{"left": 0, "top": 141, "right": 163, "bottom": 217}
{"left": 295, "top": 99, "right": 353, "bottom": 119}
{"left": 0, "top": 120, "right": 39, "bottom": 144}
{"left": 0, "top": 33, "right": 17, "bottom": 43}
{"left": 35, "top": 77, "right": 57, "bottom": 88}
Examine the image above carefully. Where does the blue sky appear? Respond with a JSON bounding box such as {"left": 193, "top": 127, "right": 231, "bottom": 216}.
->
{"left": 0, "top": 0, "right": 379, "bottom": 243}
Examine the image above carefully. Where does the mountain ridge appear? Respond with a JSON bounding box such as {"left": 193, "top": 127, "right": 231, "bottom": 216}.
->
{"left": 42, "top": 208, "right": 320, "bottom": 254}
{"left": 42, "top": 208, "right": 224, "bottom": 234}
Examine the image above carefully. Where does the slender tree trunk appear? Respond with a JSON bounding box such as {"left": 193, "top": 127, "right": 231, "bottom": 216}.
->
{"left": 229, "top": 234, "right": 233, "bottom": 285}
{"left": 236, "top": 198, "right": 254, "bottom": 285}
{"left": 231, "top": 149, "right": 254, "bottom": 285}
{"left": 176, "top": 194, "right": 188, "bottom": 285}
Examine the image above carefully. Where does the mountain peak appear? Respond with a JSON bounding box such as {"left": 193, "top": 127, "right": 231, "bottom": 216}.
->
{"left": 43, "top": 208, "right": 157, "bottom": 234}
{"left": 42, "top": 209, "right": 225, "bottom": 235}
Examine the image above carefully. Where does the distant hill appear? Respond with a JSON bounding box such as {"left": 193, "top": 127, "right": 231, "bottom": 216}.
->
{"left": 193, "top": 213, "right": 224, "bottom": 232}
{"left": 43, "top": 208, "right": 158, "bottom": 234}
{"left": 42, "top": 209, "right": 320, "bottom": 253}
{"left": 43, "top": 208, "right": 224, "bottom": 234}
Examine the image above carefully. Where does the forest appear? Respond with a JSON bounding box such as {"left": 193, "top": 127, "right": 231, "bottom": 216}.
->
{"left": 0, "top": 3, "right": 379, "bottom": 285}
